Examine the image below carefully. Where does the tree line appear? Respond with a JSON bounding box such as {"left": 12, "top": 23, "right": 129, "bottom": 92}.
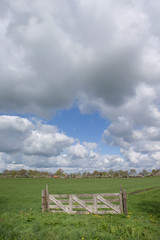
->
{"left": 0, "top": 168, "right": 160, "bottom": 178}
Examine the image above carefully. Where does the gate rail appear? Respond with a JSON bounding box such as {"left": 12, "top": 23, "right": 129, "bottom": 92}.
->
{"left": 42, "top": 185, "right": 127, "bottom": 215}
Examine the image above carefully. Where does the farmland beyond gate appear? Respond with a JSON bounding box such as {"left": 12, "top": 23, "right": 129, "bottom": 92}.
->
{"left": 0, "top": 177, "right": 160, "bottom": 240}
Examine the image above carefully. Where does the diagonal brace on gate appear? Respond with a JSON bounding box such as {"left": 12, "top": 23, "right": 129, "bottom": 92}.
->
{"left": 97, "top": 194, "right": 120, "bottom": 214}
{"left": 50, "top": 195, "right": 70, "bottom": 213}
{"left": 72, "top": 195, "right": 94, "bottom": 213}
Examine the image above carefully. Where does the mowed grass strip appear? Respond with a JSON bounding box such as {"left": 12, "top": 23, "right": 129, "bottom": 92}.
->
{"left": 0, "top": 177, "right": 160, "bottom": 239}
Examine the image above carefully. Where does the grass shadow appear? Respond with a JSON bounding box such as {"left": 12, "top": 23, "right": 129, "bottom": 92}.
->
{"left": 135, "top": 200, "right": 160, "bottom": 218}
{"left": 129, "top": 188, "right": 160, "bottom": 218}
{"left": 0, "top": 197, "right": 9, "bottom": 205}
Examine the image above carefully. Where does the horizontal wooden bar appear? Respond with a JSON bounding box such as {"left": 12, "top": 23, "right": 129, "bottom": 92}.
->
{"left": 71, "top": 205, "right": 114, "bottom": 210}
{"left": 77, "top": 194, "right": 93, "bottom": 198}
{"left": 49, "top": 205, "right": 65, "bottom": 209}
{"left": 49, "top": 199, "right": 119, "bottom": 205}
{"left": 72, "top": 210, "right": 118, "bottom": 214}
{"left": 97, "top": 205, "right": 113, "bottom": 209}
{"left": 101, "top": 193, "right": 120, "bottom": 197}
{"left": 97, "top": 210, "right": 118, "bottom": 214}
{"left": 49, "top": 205, "right": 83, "bottom": 209}
{"left": 50, "top": 194, "right": 93, "bottom": 198}
{"left": 50, "top": 194, "right": 69, "bottom": 198}
{"left": 49, "top": 204, "right": 118, "bottom": 210}
{"left": 51, "top": 210, "right": 118, "bottom": 214}
{"left": 54, "top": 199, "right": 69, "bottom": 203}
{"left": 51, "top": 210, "right": 91, "bottom": 214}
{"left": 66, "top": 211, "right": 90, "bottom": 214}
{"left": 108, "top": 199, "right": 120, "bottom": 202}
{"left": 50, "top": 193, "right": 119, "bottom": 198}
{"left": 51, "top": 210, "right": 66, "bottom": 213}
{"left": 51, "top": 199, "right": 94, "bottom": 203}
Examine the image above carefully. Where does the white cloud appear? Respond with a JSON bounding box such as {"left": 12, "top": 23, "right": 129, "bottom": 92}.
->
{"left": 0, "top": 116, "right": 105, "bottom": 171}
{"left": 1, "top": 0, "right": 160, "bottom": 171}
{"left": 23, "top": 123, "right": 75, "bottom": 156}
{"left": 0, "top": 115, "right": 129, "bottom": 172}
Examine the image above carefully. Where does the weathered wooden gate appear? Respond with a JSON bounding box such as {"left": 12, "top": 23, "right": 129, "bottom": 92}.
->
{"left": 42, "top": 185, "right": 127, "bottom": 215}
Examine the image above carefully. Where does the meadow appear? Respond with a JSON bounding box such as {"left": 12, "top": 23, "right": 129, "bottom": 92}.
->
{"left": 0, "top": 177, "right": 160, "bottom": 239}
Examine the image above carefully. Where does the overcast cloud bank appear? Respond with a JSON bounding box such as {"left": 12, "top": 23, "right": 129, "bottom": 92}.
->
{"left": 0, "top": 0, "right": 160, "bottom": 172}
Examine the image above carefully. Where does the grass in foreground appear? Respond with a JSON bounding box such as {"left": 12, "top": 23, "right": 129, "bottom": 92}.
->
{"left": 0, "top": 178, "right": 160, "bottom": 239}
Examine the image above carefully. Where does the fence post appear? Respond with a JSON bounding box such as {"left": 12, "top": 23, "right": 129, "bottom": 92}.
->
{"left": 42, "top": 189, "right": 46, "bottom": 212}
{"left": 69, "top": 194, "right": 73, "bottom": 213}
{"left": 42, "top": 185, "right": 49, "bottom": 212}
{"left": 122, "top": 190, "right": 128, "bottom": 215}
{"left": 46, "top": 185, "right": 49, "bottom": 211}
{"left": 119, "top": 186, "right": 123, "bottom": 214}
{"left": 93, "top": 194, "right": 97, "bottom": 214}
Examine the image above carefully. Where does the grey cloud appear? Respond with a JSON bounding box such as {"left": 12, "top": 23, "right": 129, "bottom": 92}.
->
{"left": 1, "top": 0, "right": 160, "bottom": 171}
{"left": 81, "top": 47, "right": 141, "bottom": 106}
{"left": 0, "top": 116, "right": 33, "bottom": 153}
{"left": 1, "top": 0, "right": 160, "bottom": 116}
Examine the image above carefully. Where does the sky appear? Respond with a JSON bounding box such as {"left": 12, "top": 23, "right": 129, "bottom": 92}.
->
{"left": 0, "top": 0, "right": 160, "bottom": 173}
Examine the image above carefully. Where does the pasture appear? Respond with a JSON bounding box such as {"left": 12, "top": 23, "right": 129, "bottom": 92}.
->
{"left": 0, "top": 177, "right": 160, "bottom": 239}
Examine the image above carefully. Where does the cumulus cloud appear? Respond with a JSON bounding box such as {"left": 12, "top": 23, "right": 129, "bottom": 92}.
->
{"left": 1, "top": 0, "right": 160, "bottom": 171}
{"left": 101, "top": 84, "right": 160, "bottom": 170}
{"left": 0, "top": 115, "right": 74, "bottom": 156}
{"left": 23, "top": 123, "right": 75, "bottom": 156}
{"left": 0, "top": 115, "right": 110, "bottom": 171}
{"left": 0, "top": 115, "right": 33, "bottom": 153}
{"left": 1, "top": 0, "right": 160, "bottom": 115}
{"left": 0, "top": 115, "right": 128, "bottom": 172}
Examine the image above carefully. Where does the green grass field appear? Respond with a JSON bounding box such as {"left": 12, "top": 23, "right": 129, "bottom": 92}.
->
{"left": 0, "top": 177, "right": 160, "bottom": 239}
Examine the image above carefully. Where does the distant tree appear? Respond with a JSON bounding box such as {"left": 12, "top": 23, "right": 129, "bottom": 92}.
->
{"left": 92, "top": 170, "right": 99, "bottom": 178}
{"left": 86, "top": 172, "right": 91, "bottom": 178}
{"left": 142, "top": 169, "right": 148, "bottom": 176}
{"left": 155, "top": 169, "right": 160, "bottom": 176}
{"left": 69, "top": 173, "right": 76, "bottom": 178}
{"left": 114, "top": 171, "right": 118, "bottom": 177}
{"left": 55, "top": 168, "right": 64, "bottom": 177}
{"left": 122, "top": 171, "right": 129, "bottom": 178}
{"left": 129, "top": 169, "right": 137, "bottom": 177}
{"left": 11, "top": 170, "right": 18, "bottom": 178}
{"left": 76, "top": 172, "right": 82, "bottom": 178}
{"left": 3, "top": 169, "right": 10, "bottom": 176}
{"left": 101, "top": 171, "right": 108, "bottom": 178}
{"left": 82, "top": 171, "right": 87, "bottom": 177}
{"left": 108, "top": 169, "right": 114, "bottom": 178}
{"left": 81, "top": 171, "right": 90, "bottom": 178}
{"left": 28, "top": 170, "right": 34, "bottom": 177}
{"left": 19, "top": 169, "right": 27, "bottom": 177}
{"left": 151, "top": 169, "right": 159, "bottom": 176}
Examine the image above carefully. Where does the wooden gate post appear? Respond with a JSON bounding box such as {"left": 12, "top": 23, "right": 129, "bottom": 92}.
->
{"left": 46, "top": 185, "right": 49, "bottom": 211}
{"left": 119, "top": 186, "right": 123, "bottom": 214}
{"left": 42, "top": 185, "right": 49, "bottom": 212}
{"left": 122, "top": 190, "right": 128, "bottom": 215}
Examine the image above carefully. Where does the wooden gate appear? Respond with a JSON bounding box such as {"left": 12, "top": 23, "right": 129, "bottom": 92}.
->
{"left": 42, "top": 185, "right": 127, "bottom": 215}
